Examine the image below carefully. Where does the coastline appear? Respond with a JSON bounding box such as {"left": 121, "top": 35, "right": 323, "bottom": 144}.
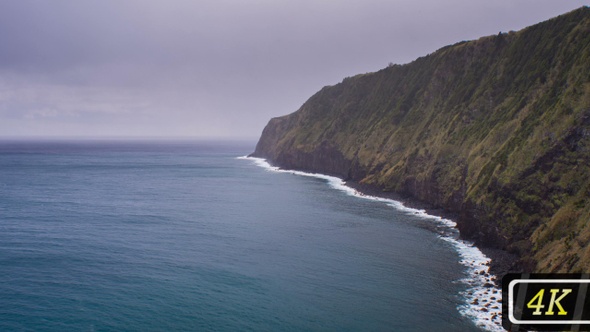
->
{"left": 343, "top": 181, "right": 519, "bottom": 281}
{"left": 241, "top": 156, "right": 505, "bottom": 331}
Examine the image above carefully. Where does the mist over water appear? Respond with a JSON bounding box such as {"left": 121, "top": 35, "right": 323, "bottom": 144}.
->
{"left": 1, "top": 141, "right": 485, "bottom": 331}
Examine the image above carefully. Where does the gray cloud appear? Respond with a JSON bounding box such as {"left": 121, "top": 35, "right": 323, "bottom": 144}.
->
{"left": 0, "top": 0, "right": 587, "bottom": 138}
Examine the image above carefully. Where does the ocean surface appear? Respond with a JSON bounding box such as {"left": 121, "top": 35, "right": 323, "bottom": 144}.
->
{"left": 0, "top": 140, "right": 501, "bottom": 331}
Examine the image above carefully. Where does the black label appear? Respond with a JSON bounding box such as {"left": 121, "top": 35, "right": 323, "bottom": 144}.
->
{"left": 502, "top": 273, "right": 590, "bottom": 331}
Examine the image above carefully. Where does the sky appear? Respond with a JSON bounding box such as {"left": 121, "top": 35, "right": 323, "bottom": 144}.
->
{"left": 0, "top": 1, "right": 587, "bottom": 139}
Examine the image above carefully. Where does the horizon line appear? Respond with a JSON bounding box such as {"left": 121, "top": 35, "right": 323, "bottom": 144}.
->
{"left": 0, "top": 135, "right": 260, "bottom": 142}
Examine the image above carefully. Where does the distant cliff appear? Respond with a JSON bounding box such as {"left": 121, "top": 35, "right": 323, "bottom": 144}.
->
{"left": 252, "top": 7, "right": 590, "bottom": 272}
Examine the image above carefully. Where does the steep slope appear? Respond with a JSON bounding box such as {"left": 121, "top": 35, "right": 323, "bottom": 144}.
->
{"left": 251, "top": 7, "right": 590, "bottom": 272}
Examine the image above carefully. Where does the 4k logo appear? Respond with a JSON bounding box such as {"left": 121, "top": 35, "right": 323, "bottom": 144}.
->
{"left": 503, "top": 274, "right": 590, "bottom": 331}
{"left": 527, "top": 288, "right": 572, "bottom": 315}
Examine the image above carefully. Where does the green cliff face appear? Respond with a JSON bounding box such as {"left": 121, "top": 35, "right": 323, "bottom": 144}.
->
{"left": 252, "top": 7, "right": 590, "bottom": 272}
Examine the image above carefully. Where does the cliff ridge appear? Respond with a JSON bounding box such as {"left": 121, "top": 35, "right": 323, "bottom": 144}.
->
{"left": 252, "top": 7, "right": 590, "bottom": 272}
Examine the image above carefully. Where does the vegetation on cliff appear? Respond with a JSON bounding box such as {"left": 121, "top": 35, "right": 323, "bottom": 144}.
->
{"left": 252, "top": 7, "right": 590, "bottom": 272}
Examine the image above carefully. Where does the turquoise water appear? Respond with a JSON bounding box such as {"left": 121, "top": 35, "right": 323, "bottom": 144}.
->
{"left": 0, "top": 140, "right": 482, "bottom": 331}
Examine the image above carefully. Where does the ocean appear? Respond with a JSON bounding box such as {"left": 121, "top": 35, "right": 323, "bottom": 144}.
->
{"left": 0, "top": 140, "right": 502, "bottom": 331}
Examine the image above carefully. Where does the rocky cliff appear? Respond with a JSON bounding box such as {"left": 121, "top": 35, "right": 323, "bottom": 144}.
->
{"left": 251, "top": 7, "right": 590, "bottom": 272}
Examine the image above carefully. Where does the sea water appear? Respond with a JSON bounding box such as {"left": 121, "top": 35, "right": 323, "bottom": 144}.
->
{"left": 0, "top": 140, "right": 501, "bottom": 331}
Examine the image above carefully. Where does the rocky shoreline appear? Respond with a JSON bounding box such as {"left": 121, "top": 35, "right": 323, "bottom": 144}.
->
{"left": 250, "top": 153, "right": 521, "bottom": 284}
{"left": 342, "top": 180, "right": 520, "bottom": 284}
{"left": 247, "top": 156, "right": 506, "bottom": 330}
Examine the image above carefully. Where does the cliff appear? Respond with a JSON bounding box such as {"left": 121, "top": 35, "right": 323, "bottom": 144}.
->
{"left": 251, "top": 7, "right": 590, "bottom": 273}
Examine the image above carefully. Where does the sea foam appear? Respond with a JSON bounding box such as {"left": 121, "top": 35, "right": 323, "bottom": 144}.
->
{"left": 240, "top": 156, "right": 504, "bottom": 331}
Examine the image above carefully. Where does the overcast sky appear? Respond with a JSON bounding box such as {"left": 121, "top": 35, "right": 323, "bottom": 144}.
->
{"left": 0, "top": 1, "right": 587, "bottom": 139}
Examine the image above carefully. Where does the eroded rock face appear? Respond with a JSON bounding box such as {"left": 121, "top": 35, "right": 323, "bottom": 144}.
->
{"left": 252, "top": 7, "right": 590, "bottom": 272}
